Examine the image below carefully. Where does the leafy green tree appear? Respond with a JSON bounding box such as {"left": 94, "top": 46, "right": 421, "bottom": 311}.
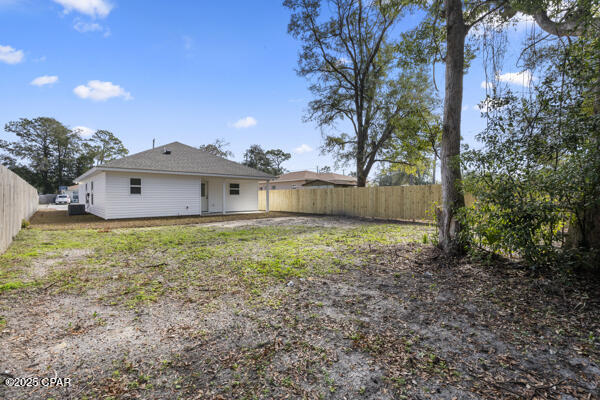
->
{"left": 89, "top": 130, "right": 128, "bottom": 165}
{"left": 461, "top": 34, "right": 600, "bottom": 269}
{"left": 1, "top": 117, "right": 77, "bottom": 192}
{"left": 199, "top": 138, "right": 234, "bottom": 159}
{"left": 285, "top": 0, "right": 440, "bottom": 187}
{"left": 376, "top": 169, "right": 432, "bottom": 186}
{"left": 242, "top": 145, "right": 291, "bottom": 176}
{"left": 1, "top": 118, "right": 129, "bottom": 192}
{"left": 265, "top": 149, "right": 291, "bottom": 175}
{"left": 412, "top": 0, "right": 600, "bottom": 255}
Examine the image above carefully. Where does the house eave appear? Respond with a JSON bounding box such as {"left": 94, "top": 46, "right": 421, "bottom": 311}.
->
{"left": 76, "top": 166, "right": 274, "bottom": 182}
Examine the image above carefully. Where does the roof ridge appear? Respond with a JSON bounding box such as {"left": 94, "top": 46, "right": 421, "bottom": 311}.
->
{"left": 97, "top": 141, "right": 274, "bottom": 179}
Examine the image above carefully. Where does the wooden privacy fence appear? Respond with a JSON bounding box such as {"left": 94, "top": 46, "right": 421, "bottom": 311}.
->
{"left": 0, "top": 165, "right": 38, "bottom": 253}
{"left": 258, "top": 184, "right": 470, "bottom": 221}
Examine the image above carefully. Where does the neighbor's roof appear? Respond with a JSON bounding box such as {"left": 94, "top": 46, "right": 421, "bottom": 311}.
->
{"left": 270, "top": 170, "right": 357, "bottom": 184}
{"left": 76, "top": 142, "right": 274, "bottom": 181}
{"left": 302, "top": 179, "right": 357, "bottom": 186}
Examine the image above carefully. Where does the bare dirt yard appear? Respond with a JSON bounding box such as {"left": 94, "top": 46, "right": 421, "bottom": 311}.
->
{"left": 0, "top": 216, "right": 598, "bottom": 399}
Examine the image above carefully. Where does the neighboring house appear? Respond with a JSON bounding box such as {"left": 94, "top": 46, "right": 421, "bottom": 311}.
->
{"left": 260, "top": 170, "right": 357, "bottom": 190}
{"left": 75, "top": 142, "right": 274, "bottom": 219}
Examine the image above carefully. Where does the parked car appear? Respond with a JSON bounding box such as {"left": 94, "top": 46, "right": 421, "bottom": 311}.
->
{"left": 55, "top": 194, "right": 71, "bottom": 204}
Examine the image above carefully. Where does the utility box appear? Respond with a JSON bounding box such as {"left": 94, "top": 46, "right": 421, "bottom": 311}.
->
{"left": 68, "top": 204, "right": 86, "bottom": 216}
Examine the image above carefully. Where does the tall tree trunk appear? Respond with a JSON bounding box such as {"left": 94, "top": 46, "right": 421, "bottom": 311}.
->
{"left": 432, "top": 153, "right": 437, "bottom": 184}
{"left": 438, "top": 0, "right": 467, "bottom": 254}
{"left": 356, "top": 156, "right": 367, "bottom": 187}
{"left": 356, "top": 127, "right": 367, "bottom": 187}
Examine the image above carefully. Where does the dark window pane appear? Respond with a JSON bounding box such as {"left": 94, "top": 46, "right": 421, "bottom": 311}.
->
{"left": 201, "top": 183, "right": 206, "bottom": 197}
{"left": 130, "top": 178, "right": 141, "bottom": 186}
{"left": 130, "top": 186, "right": 141, "bottom": 194}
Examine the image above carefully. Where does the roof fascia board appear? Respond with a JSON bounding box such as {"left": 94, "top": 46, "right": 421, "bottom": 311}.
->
{"left": 80, "top": 167, "right": 272, "bottom": 181}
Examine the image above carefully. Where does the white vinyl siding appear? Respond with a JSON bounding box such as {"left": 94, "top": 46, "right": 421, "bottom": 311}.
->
{"left": 78, "top": 172, "right": 259, "bottom": 219}
{"left": 104, "top": 172, "right": 201, "bottom": 219}
{"left": 225, "top": 180, "right": 258, "bottom": 212}
{"left": 79, "top": 172, "right": 107, "bottom": 218}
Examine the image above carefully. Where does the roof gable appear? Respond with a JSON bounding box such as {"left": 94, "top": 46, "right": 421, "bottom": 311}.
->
{"left": 96, "top": 141, "right": 273, "bottom": 179}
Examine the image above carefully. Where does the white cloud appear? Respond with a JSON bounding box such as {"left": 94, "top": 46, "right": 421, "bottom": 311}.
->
{"left": 30, "top": 75, "right": 58, "bottom": 86}
{"left": 294, "top": 144, "right": 313, "bottom": 154}
{"left": 53, "top": 0, "right": 112, "bottom": 18}
{"left": 0, "top": 44, "right": 24, "bottom": 64}
{"left": 73, "top": 126, "right": 94, "bottom": 137}
{"left": 73, "top": 19, "right": 110, "bottom": 36}
{"left": 231, "top": 116, "right": 257, "bottom": 129}
{"left": 498, "top": 71, "right": 535, "bottom": 87}
{"left": 73, "top": 80, "right": 132, "bottom": 101}
{"left": 481, "top": 70, "right": 535, "bottom": 90}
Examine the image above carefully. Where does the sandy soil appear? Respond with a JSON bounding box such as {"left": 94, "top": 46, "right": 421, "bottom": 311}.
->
{"left": 0, "top": 217, "right": 598, "bottom": 399}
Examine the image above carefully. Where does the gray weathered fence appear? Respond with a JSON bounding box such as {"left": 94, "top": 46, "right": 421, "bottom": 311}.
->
{"left": 0, "top": 165, "right": 38, "bottom": 253}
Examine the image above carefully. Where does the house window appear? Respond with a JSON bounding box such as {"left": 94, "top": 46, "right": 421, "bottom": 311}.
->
{"left": 91, "top": 181, "right": 94, "bottom": 191}
{"left": 272, "top": 185, "right": 276, "bottom": 190}
{"left": 229, "top": 183, "right": 240, "bottom": 195}
{"left": 91, "top": 193, "right": 94, "bottom": 205}
{"left": 85, "top": 183, "right": 88, "bottom": 191}
{"left": 291, "top": 184, "right": 297, "bottom": 189}
{"left": 130, "top": 178, "right": 142, "bottom": 194}
{"left": 201, "top": 183, "right": 206, "bottom": 197}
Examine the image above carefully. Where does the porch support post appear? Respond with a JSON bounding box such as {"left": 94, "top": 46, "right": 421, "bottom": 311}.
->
{"left": 222, "top": 181, "right": 227, "bottom": 215}
{"left": 199, "top": 177, "right": 202, "bottom": 216}
{"left": 266, "top": 180, "right": 270, "bottom": 213}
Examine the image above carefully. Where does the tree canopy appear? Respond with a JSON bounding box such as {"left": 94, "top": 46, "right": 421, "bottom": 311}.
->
{"left": 1, "top": 117, "right": 128, "bottom": 193}
{"left": 199, "top": 138, "right": 234, "bottom": 159}
{"left": 242, "top": 145, "right": 291, "bottom": 176}
{"left": 285, "top": 0, "right": 441, "bottom": 187}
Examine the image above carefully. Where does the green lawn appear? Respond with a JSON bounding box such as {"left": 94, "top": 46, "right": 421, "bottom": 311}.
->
{"left": 0, "top": 220, "right": 433, "bottom": 308}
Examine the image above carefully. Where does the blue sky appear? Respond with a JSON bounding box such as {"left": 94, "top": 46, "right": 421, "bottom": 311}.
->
{"left": 0, "top": 0, "right": 535, "bottom": 177}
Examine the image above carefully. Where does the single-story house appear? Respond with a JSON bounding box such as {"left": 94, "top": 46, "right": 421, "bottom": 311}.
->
{"left": 259, "top": 170, "right": 357, "bottom": 190}
{"left": 75, "top": 142, "right": 274, "bottom": 219}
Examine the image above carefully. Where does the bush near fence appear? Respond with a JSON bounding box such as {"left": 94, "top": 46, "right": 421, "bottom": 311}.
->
{"left": 0, "top": 165, "right": 39, "bottom": 253}
{"left": 259, "top": 184, "right": 474, "bottom": 221}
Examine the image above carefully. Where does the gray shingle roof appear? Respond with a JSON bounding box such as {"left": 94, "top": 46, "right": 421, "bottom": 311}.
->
{"left": 99, "top": 142, "right": 274, "bottom": 179}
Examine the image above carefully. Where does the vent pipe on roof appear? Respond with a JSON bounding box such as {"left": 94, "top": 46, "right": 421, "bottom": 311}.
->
{"left": 152, "top": 138, "right": 155, "bottom": 149}
{"left": 163, "top": 147, "right": 171, "bottom": 155}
